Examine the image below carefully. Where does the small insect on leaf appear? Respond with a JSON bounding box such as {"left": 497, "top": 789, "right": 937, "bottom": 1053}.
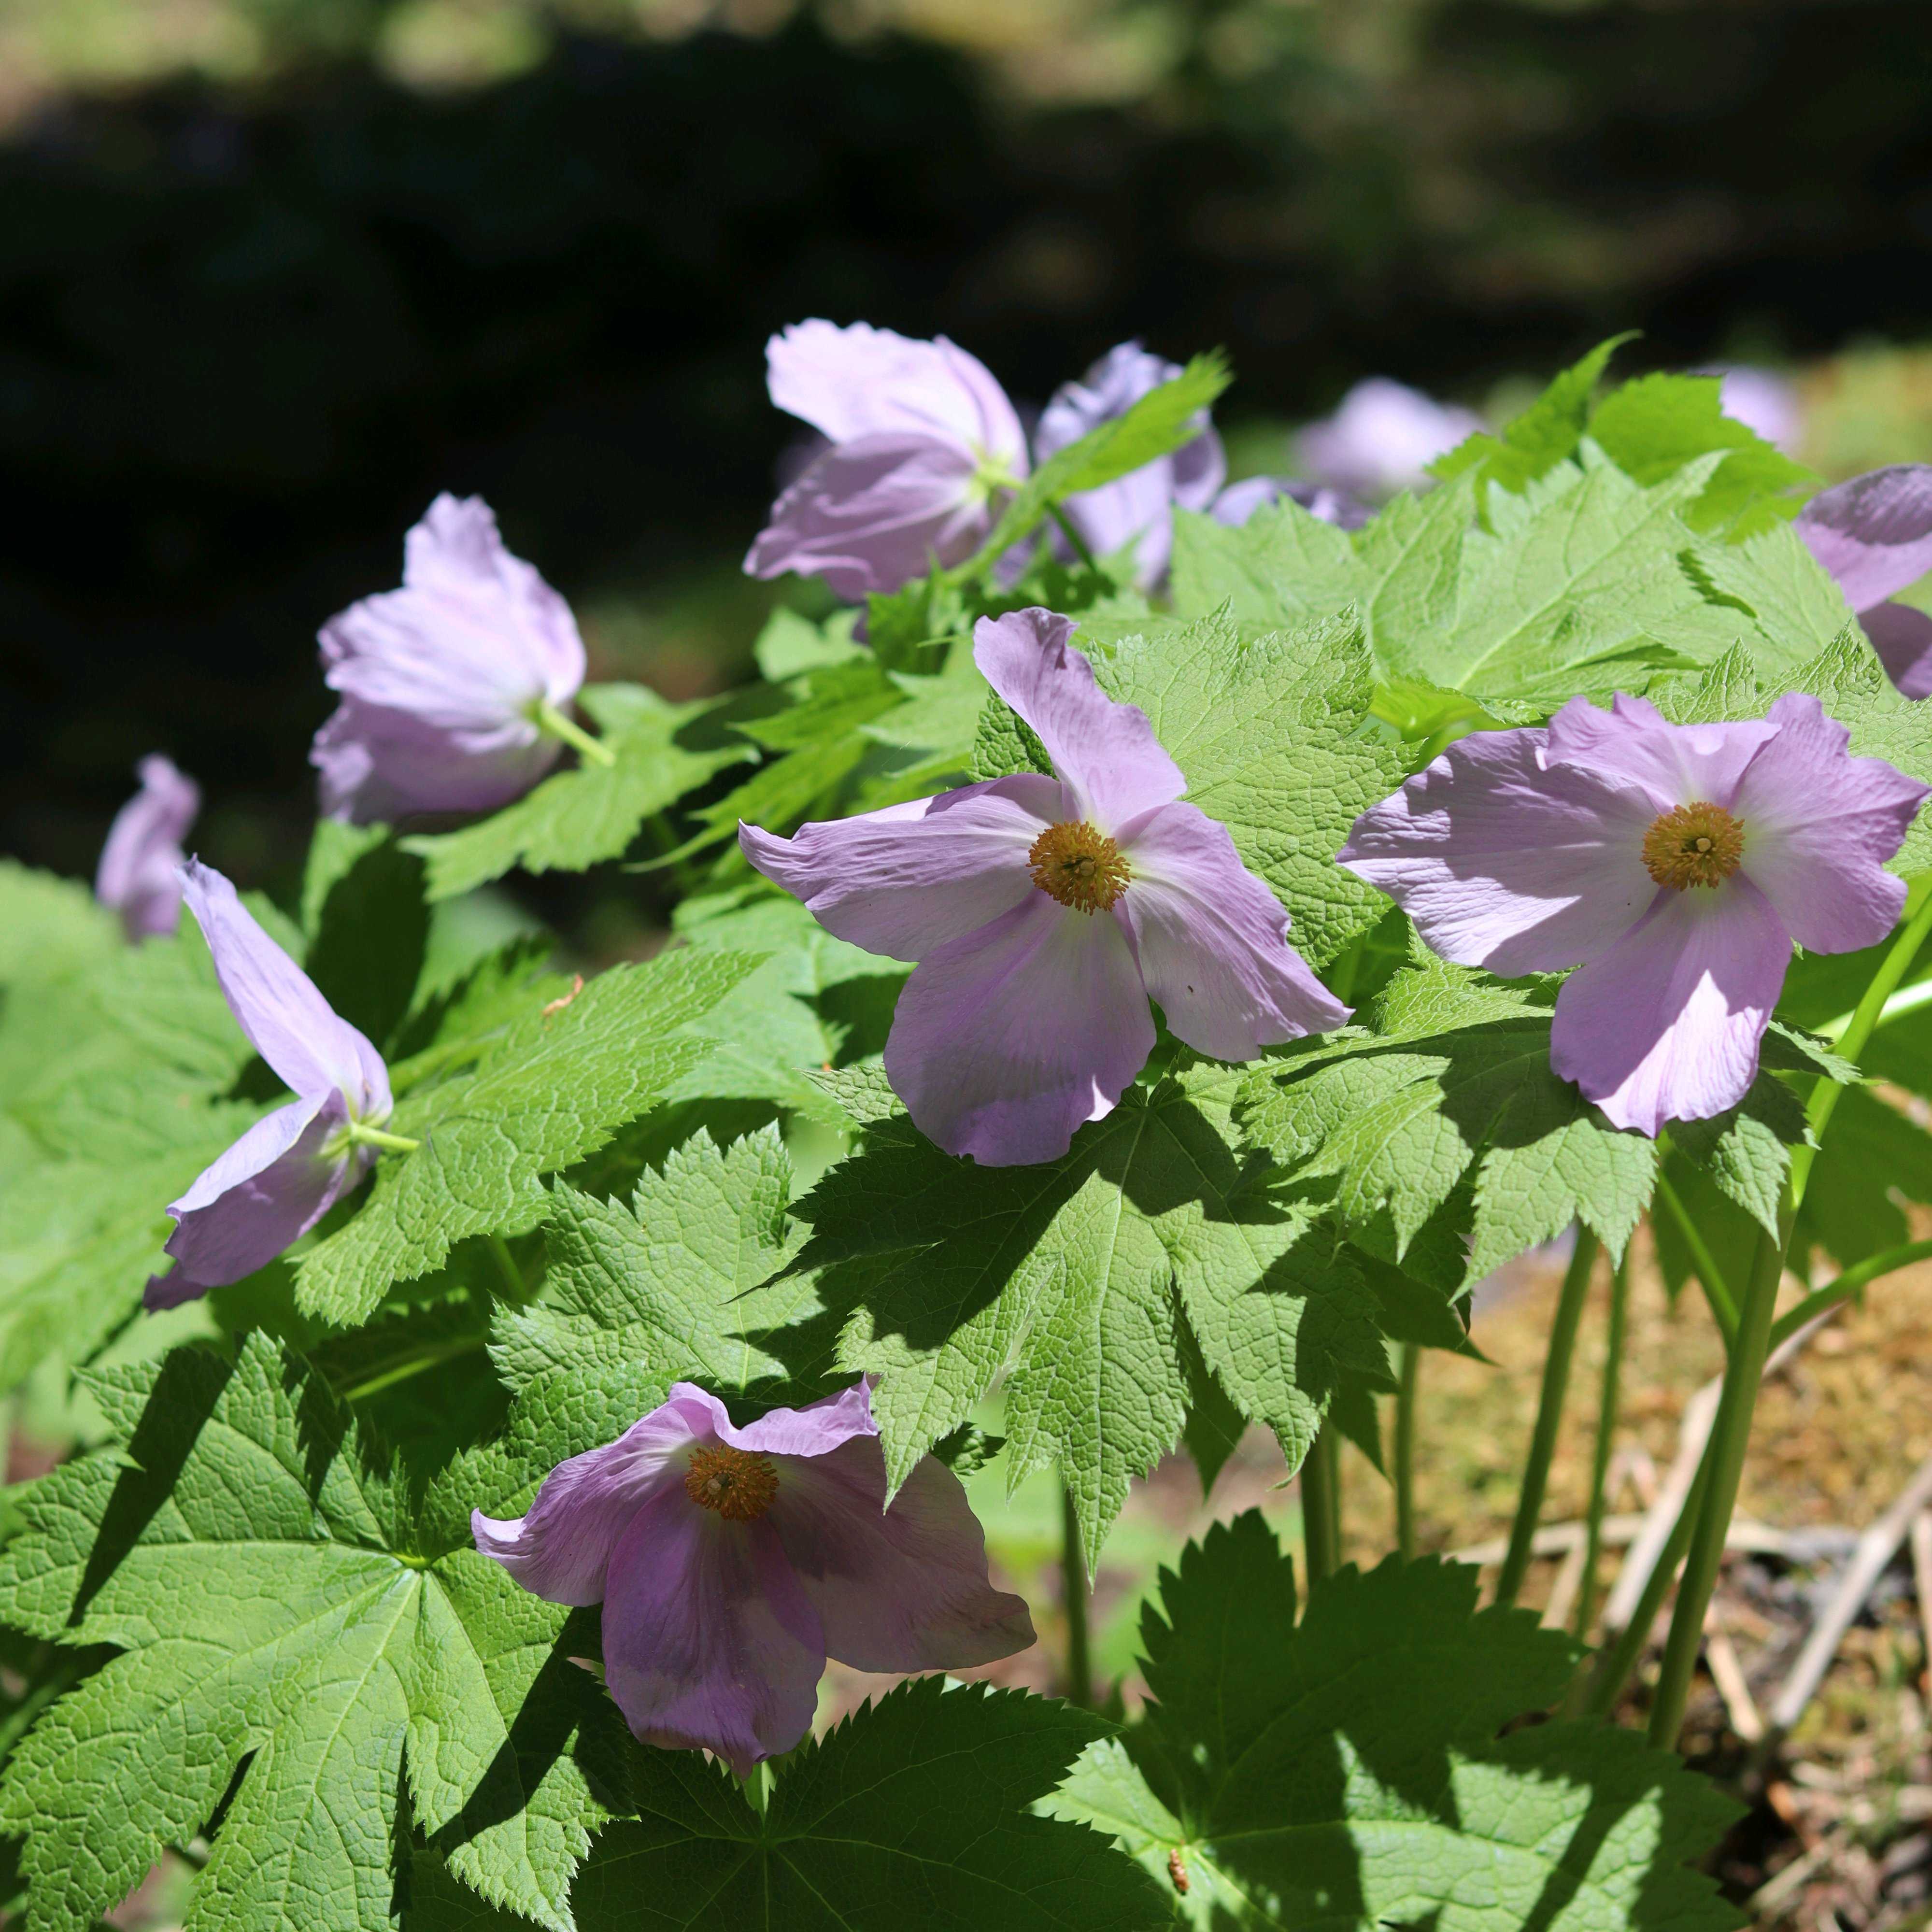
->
{"left": 1167, "top": 1848, "right": 1190, "bottom": 1896}
{"left": 541, "top": 973, "right": 585, "bottom": 1022}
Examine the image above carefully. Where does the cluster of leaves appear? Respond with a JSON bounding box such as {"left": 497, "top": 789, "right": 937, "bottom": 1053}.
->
{"left": 0, "top": 342, "right": 1918, "bottom": 1928}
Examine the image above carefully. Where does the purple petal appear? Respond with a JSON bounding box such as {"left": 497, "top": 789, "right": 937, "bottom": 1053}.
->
{"left": 766, "top": 320, "right": 1026, "bottom": 472}
{"left": 972, "top": 610, "right": 1186, "bottom": 833}
{"left": 94, "top": 755, "right": 199, "bottom": 941}
{"left": 472, "top": 1389, "right": 720, "bottom": 1605}
{"left": 1716, "top": 367, "right": 1801, "bottom": 454}
{"left": 1543, "top": 694, "right": 1777, "bottom": 812}
{"left": 1117, "top": 802, "right": 1348, "bottom": 1057}
{"left": 1337, "top": 729, "right": 1658, "bottom": 975}
{"left": 1795, "top": 465, "right": 1932, "bottom": 612}
{"left": 179, "top": 860, "right": 389, "bottom": 1113}
{"left": 737, "top": 774, "right": 1060, "bottom": 963}
{"left": 1297, "top": 378, "right": 1483, "bottom": 497}
{"left": 1727, "top": 693, "right": 1926, "bottom": 951}
{"left": 146, "top": 1090, "right": 362, "bottom": 1306}
{"left": 1551, "top": 876, "right": 1791, "bottom": 1136}
{"left": 882, "top": 892, "right": 1154, "bottom": 1165}
{"left": 767, "top": 1436, "right": 1034, "bottom": 1673}
{"left": 313, "top": 494, "right": 583, "bottom": 821}
{"left": 1861, "top": 600, "right": 1932, "bottom": 700}
{"left": 706, "top": 1379, "right": 880, "bottom": 1459}
{"left": 601, "top": 1485, "right": 825, "bottom": 1777}
{"left": 744, "top": 432, "right": 994, "bottom": 600}
{"left": 1210, "top": 476, "right": 1373, "bottom": 531}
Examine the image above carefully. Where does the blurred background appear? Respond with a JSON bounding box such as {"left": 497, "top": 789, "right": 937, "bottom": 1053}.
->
{"left": 3, "top": 0, "right": 1932, "bottom": 902}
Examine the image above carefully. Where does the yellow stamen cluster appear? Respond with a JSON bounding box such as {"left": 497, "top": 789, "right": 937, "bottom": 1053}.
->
{"left": 1642, "top": 800, "right": 1746, "bottom": 891}
{"left": 1027, "top": 821, "right": 1130, "bottom": 913}
{"left": 684, "top": 1444, "right": 779, "bottom": 1521}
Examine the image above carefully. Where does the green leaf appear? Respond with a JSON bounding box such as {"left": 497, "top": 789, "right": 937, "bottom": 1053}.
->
{"left": 1167, "top": 498, "right": 1360, "bottom": 635}
{"left": 1237, "top": 954, "right": 1657, "bottom": 1274}
{"left": 1680, "top": 524, "right": 1853, "bottom": 677}
{"left": 788, "top": 1058, "right": 1389, "bottom": 1561}
{"left": 1432, "top": 334, "right": 1635, "bottom": 495}
{"left": 751, "top": 606, "right": 864, "bottom": 681}
{"left": 0, "top": 1334, "right": 617, "bottom": 1932}
{"left": 1047, "top": 1512, "right": 1742, "bottom": 1932}
{"left": 302, "top": 833, "right": 431, "bottom": 1054}
{"left": 295, "top": 948, "right": 760, "bottom": 1325}
{"left": 1795, "top": 1083, "right": 1932, "bottom": 1272}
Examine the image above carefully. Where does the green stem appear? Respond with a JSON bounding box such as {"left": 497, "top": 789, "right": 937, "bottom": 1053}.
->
{"left": 339, "top": 1336, "right": 487, "bottom": 1405}
{"left": 1060, "top": 1483, "right": 1093, "bottom": 1706}
{"left": 1647, "top": 1202, "right": 1789, "bottom": 1747}
{"left": 534, "top": 698, "right": 616, "bottom": 767}
{"left": 1300, "top": 1426, "right": 1342, "bottom": 1585}
{"left": 1047, "top": 502, "right": 1098, "bottom": 574}
{"left": 1494, "top": 1229, "right": 1599, "bottom": 1610}
{"left": 346, "top": 1121, "right": 419, "bottom": 1154}
{"left": 1574, "top": 1254, "right": 1631, "bottom": 1642}
{"left": 487, "top": 1233, "right": 525, "bottom": 1300}
{"left": 1767, "top": 1237, "right": 1932, "bottom": 1351}
{"left": 1393, "top": 1344, "right": 1420, "bottom": 1562}
{"left": 1651, "top": 1168, "right": 1738, "bottom": 1344}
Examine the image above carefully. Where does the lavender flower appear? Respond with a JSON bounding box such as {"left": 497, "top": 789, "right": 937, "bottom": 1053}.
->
{"left": 312, "top": 493, "right": 598, "bottom": 824}
{"left": 1796, "top": 465, "right": 1932, "bottom": 698}
{"left": 145, "top": 860, "right": 401, "bottom": 1309}
{"left": 1033, "top": 341, "right": 1225, "bottom": 585}
{"left": 95, "top": 755, "right": 199, "bottom": 941}
{"left": 1339, "top": 694, "right": 1927, "bottom": 1135}
{"left": 1715, "top": 366, "right": 1802, "bottom": 454}
{"left": 740, "top": 608, "right": 1347, "bottom": 1165}
{"left": 1298, "top": 377, "right": 1483, "bottom": 497}
{"left": 744, "top": 320, "right": 1029, "bottom": 600}
{"left": 473, "top": 1380, "right": 1033, "bottom": 1776}
{"left": 1209, "top": 475, "right": 1373, "bottom": 532}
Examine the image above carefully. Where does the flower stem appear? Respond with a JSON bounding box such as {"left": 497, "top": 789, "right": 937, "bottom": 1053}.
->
{"left": 534, "top": 698, "right": 616, "bottom": 768}
{"left": 1767, "top": 1237, "right": 1932, "bottom": 1351}
{"left": 1650, "top": 1166, "right": 1738, "bottom": 1345}
{"left": 1060, "top": 1483, "right": 1093, "bottom": 1706}
{"left": 487, "top": 1233, "right": 525, "bottom": 1300}
{"left": 338, "top": 1336, "right": 487, "bottom": 1405}
{"left": 346, "top": 1122, "right": 420, "bottom": 1155}
{"left": 1647, "top": 1199, "right": 1789, "bottom": 1747}
{"left": 1493, "top": 1228, "right": 1598, "bottom": 1610}
{"left": 1393, "top": 1344, "right": 1420, "bottom": 1562}
{"left": 1046, "top": 503, "right": 1099, "bottom": 574}
{"left": 1300, "top": 1425, "right": 1342, "bottom": 1584}
{"left": 1574, "top": 1253, "right": 1631, "bottom": 1642}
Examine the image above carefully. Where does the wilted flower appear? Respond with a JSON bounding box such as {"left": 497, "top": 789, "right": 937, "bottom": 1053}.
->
{"left": 145, "top": 861, "right": 401, "bottom": 1308}
{"left": 95, "top": 755, "right": 199, "bottom": 941}
{"left": 1033, "top": 341, "right": 1225, "bottom": 586}
{"left": 312, "top": 493, "right": 598, "bottom": 824}
{"left": 1339, "top": 693, "right": 1927, "bottom": 1135}
{"left": 1209, "top": 475, "right": 1373, "bottom": 532}
{"left": 1796, "top": 465, "right": 1932, "bottom": 699}
{"left": 473, "top": 1380, "right": 1033, "bottom": 1776}
{"left": 740, "top": 608, "right": 1347, "bottom": 1165}
{"left": 1298, "top": 377, "right": 1483, "bottom": 497}
{"left": 745, "top": 320, "right": 1029, "bottom": 601}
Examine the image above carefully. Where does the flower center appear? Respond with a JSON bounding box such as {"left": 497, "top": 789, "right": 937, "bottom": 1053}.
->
{"left": 1027, "top": 821, "right": 1130, "bottom": 913}
{"left": 1641, "top": 800, "right": 1745, "bottom": 891}
{"left": 683, "top": 1444, "right": 778, "bottom": 1521}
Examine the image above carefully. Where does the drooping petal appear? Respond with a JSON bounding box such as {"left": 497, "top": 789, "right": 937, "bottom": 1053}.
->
{"left": 180, "top": 860, "right": 390, "bottom": 1115}
{"left": 1337, "top": 729, "right": 1658, "bottom": 975}
{"left": 1726, "top": 692, "right": 1926, "bottom": 952}
{"left": 600, "top": 1484, "right": 825, "bottom": 1778}
{"left": 145, "top": 1090, "right": 361, "bottom": 1307}
{"left": 471, "top": 1390, "right": 720, "bottom": 1605}
{"left": 94, "top": 755, "right": 199, "bottom": 941}
{"left": 1117, "top": 801, "right": 1347, "bottom": 1057}
{"left": 312, "top": 692, "right": 563, "bottom": 824}
{"left": 972, "top": 609, "right": 1186, "bottom": 833}
{"left": 882, "top": 891, "right": 1154, "bottom": 1165}
{"left": 1861, "top": 599, "right": 1932, "bottom": 700}
{"left": 1543, "top": 694, "right": 1777, "bottom": 812}
{"left": 744, "top": 432, "right": 994, "bottom": 600}
{"left": 1297, "top": 378, "right": 1483, "bottom": 497}
{"left": 1795, "top": 464, "right": 1932, "bottom": 613}
{"left": 767, "top": 1436, "right": 1034, "bottom": 1673}
{"left": 765, "top": 320, "right": 1026, "bottom": 472}
{"left": 1210, "top": 476, "right": 1373, "bottom": 531}
{"left": 737, "top": 774, "right": 1060, "bottom": 963}
{"left": 1550, "top": 875, "right": 1792, "bottom": 1136}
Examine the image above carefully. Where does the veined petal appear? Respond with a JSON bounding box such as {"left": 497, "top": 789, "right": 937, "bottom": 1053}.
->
{"left": 972, "top": 610, "right": 1186, "bottom": 833}
{"left": 145, "top": 1090, "right": 360, "bottom": 1307}
{"left": 312, "top": 693, "right": 562, "bottom": 824}
{"left": 1118, "top": 801, "right": 1347, "bottom": 1058}
{"left": 601, "top": 1485, "right": 825, "bottom": 1778}
{"left": 767, "top": 1436, "right": 1034, "bottom": 1673}
{"left": 1728, "top": 692, "right": 1926, "bottom": 952}
{"left": 745, "top": 433, "right": 992, "bottom": 600}
{"left": 180, "top": 860, "right": 389, "bottom": 1115}
{"left": 710, "top": 1379, "right": 879, "bottom": 1460}
{"left": 1551, "top": 875, "right": 1792, "bottom": 1136}
{"left": 1337, "top": 729, "right": 1657, "bottom": 975}
{"left": 737, "top": 775, "right": 1059, "bottom": 963}
{"left": 95, "top": 755, "right": 199, "bottom": 941}
{"left": 1795, "top": 464, "right": 1932, "bottom": 612}
{"left": 883, "top": 891, "right": 1154, "bottom": 1165}
{"left": 1861, "top": 600, "right": 1932, "bottom": 700}
{"left": 1544, "top": 694, "right": 1776, "bottom": 811}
